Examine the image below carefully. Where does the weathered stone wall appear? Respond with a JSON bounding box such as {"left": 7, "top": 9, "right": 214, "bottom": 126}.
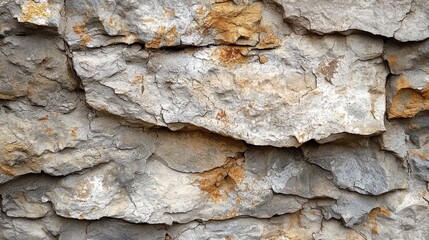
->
{"left": 1, "top": 0, "right": 429, "bottom": 239}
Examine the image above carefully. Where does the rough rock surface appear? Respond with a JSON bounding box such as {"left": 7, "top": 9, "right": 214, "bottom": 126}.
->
{"left": 1, "top": 0, "right": 429, "bottom": 239}
{"left": 73, "top": 33, "right": 387, "bottom": 147}
{"left": 274, "top": 0, "right": 429, "bottom": 42}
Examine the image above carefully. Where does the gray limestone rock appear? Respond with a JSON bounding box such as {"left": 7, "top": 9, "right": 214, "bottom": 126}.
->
{"left": 2, "top": 0, "right": 429, "bottom": 239}
{"left": 63, "top": 0, "right": 286, "bottom": 49}
{"left": 0, "top": 35, "right": 77, "bottom": 103}
{"left": 384, "top": 39, "right": 429, "bottom": 119}
{"left": 303, "top": 141, "right": 408, "bottom": 195}
{"left": 274, "top": 0, "right": 429, "bottom": 42}
{"left": 73, "top": 33, "right": 387, "bottom": 147}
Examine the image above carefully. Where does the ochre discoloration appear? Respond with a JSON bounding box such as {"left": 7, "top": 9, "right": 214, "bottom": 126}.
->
{"left": 20, "top": 0, "right": 52, "bottom": 24}
{"left": 203, "top": 1, "right": 263, "bottom": 44}
{"left": 213, "top": 46, "right": 249, "bottom": 66}
{"left": 1, "top": 142, "right": 39, "bottom": 176}
{"left": 196, "top": 155, "right": 245, "bottom": 203}
{"left": 216, "top": 110, "right": 228, "bottom": 123}
{"left": 131, "top": 75, "right": 143, "bottom": 85}
{"left": 212, "top": 210, "right": 239, "bottom": 220}
{"left": 388, "top": 77, "right": 429, "bottom": 118}
{"left": 70, "top": 127, "right": 79, "bottom": 140}
{"left": 257, "top": 26, "right": 281, "bottom": 49}
{"left": 320, "top": 56, "right": 344, "bottom": 82}
{"left": 365, "top": 207, "right": 392, "bottom": 234}
{"left": 386, "top": 54, "right": 398, "bottom": 69}
{"left": 36, "top": 115, "right": 49, "bottom": 122}
{"left": 73, "top": 21, "right": 93, "bottom": 46}
{"left": 0, "top": 93, "right": 17, "bottom": 100}
{"left": 146, "top": 26, "right": 179, "bottom": 48}
{"left": 259, "top": 56, "right": 269, "bottom": 64}
{"left": 0, "top": 161, "right": 40, "bottom": 176}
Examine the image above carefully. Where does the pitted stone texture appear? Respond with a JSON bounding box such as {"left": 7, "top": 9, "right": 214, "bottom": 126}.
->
{"left": 0, "top": 206, "right": 364, "bottom": 240}
{"left": 43, "top": 135, "right": 406, "bottom": 224}
{"left": 0, "top": 35, "right": 77, "bottom": 106}
{"left": 64, "top": 0, "right": 285, "bottom": 49}
{"left": 73, "top": 33, "right": 387, "bottom": 147}
{"left": 384, "top": 39, "right": 429, "bottom": 119}
{"left": 45, "top": 153, "right": 304, "bottom": 224}
{"left": 0, "top": 100, "right": 92, "bottom": 184}
{"left": 0, "top": 0, "right": 64, "bottom": 36}
{"left": 274, "top": 0, "right": 429, "bottom": 42}
{"left": 0, "top": 100, "right": 247, "bottom": 183}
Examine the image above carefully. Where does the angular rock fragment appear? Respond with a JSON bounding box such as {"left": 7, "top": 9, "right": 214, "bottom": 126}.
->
{"left": 245, "top": 147, "right": 341, "bottom": 199}
{"left": 0, "top": 35, "right": 77, "bottom": 103}
{"left": 303, "top": 141, "right": 408, "bottom": 195}
{"left": 45, "top": 151, "right": 304, "bottom": 224}
{"left": 384, "top": 39, "right": 429, "bottom": 119}
{"left": 379, "top": 121, "right": 408, "bottom": 158}
{"left": 0, "top": 0, "right": 64, "bottom": 36}
{"left": 73, "top": 33, "right": 387, "bottom": 147}
{"left": 273, "top": 0, "right": 429, "bottom": 42}
{"left": 0, "top": 100, "right": 93, "bottom": 183}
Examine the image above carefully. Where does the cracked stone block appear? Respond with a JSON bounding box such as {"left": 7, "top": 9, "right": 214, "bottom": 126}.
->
{"left": 73, "top": 33, "right": 387, "bottom": 147}
{"left": 273, "top": 0, "right": 429, "bottom": 42}
{"left": 0, "top": 0, "right": 64, "bottom": 36}
{"left": 0, "top": 35, "right": 77, "bottom": 105}
{"left": 63, "top": 0, "right": 286, "bottom": 49}
{"left": 384, "top": 39, "right": 429, "bottom": 119}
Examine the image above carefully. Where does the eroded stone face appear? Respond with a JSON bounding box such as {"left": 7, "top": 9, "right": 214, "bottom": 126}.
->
{"left": 384, "top": 39, "right": 429, "bottom": 119}
{"left": 63, "top": 0, "right": 284, "bottom": 49}
{"left": 73, "top": 33, "right": 387, "bottom": 147}
{"left": 0, "top": 35, "right": 77, "bottom": 102}
{"left": 273, "top": 0, "right": 429, "bottom": 42}
{"left": 2, "top": 0, "right": 429, "bottom": 239}
{"left": 0, "top": 0, "right": 64, "bottom": 36}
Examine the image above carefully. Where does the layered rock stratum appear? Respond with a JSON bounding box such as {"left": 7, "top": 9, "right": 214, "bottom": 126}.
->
{"left": 1, "top": 0, "right": 429, "bottom": 239}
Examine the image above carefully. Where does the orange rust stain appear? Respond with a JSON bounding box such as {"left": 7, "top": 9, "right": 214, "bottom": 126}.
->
{"left": 20, "top": 0, "right": 52, "bottom": 24}
{"left": 202, "top": 1, "right": 262, "bottom": 44}
{"left": 216, "top": 110, "right": 228, "bottom": 122}
{"left": 146, "top": 26, "right": 179, "bottom": 48}
{"left": 70, "top": 127, "right": 78, "bottom": 140}
{"left": 287, "top": 210, "right": 303, "bottom": 230}
{"left": 388, "top": 86, "right": 429, "bottom": 119}
{"left": 256, "top": 26, "right": 281, "bottom": 49}
{"left": 213, "top": 46, "right": 249, "bottom": 66}
{"left": 0, "top": 160, "right": 40, "bottom": 176}
{"left": 396, "top": 76, "right": 411, "bottom": 90}
{"left": 196, "top": 156, "right": 245, "bottom": 203}
{"left": 419, "top": 153, "right": 429, "bottom": 159}
{"left": 142, "top": 18, "right": 155, "bottom": 23}
{"left": 36, "top": 115, "right": 49, "bottom": 122}
{"left": 196, "top": 6, "right": 205, "bottom": 15}
{"left": 73, "top": 21, "right": 92, "bottom": 46}
{"left": 366, "top": 207, "right": 392, "bottom": 235}
{"left": 387, "top": 54, "right": 398, "bottom": 69}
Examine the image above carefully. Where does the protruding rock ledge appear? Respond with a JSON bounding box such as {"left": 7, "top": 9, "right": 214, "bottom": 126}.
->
{"left": 73, "top": 33, "right": 387, "bottom": 147}
{"left": 273, "top": 0, "right": 429, "bottom": 42}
